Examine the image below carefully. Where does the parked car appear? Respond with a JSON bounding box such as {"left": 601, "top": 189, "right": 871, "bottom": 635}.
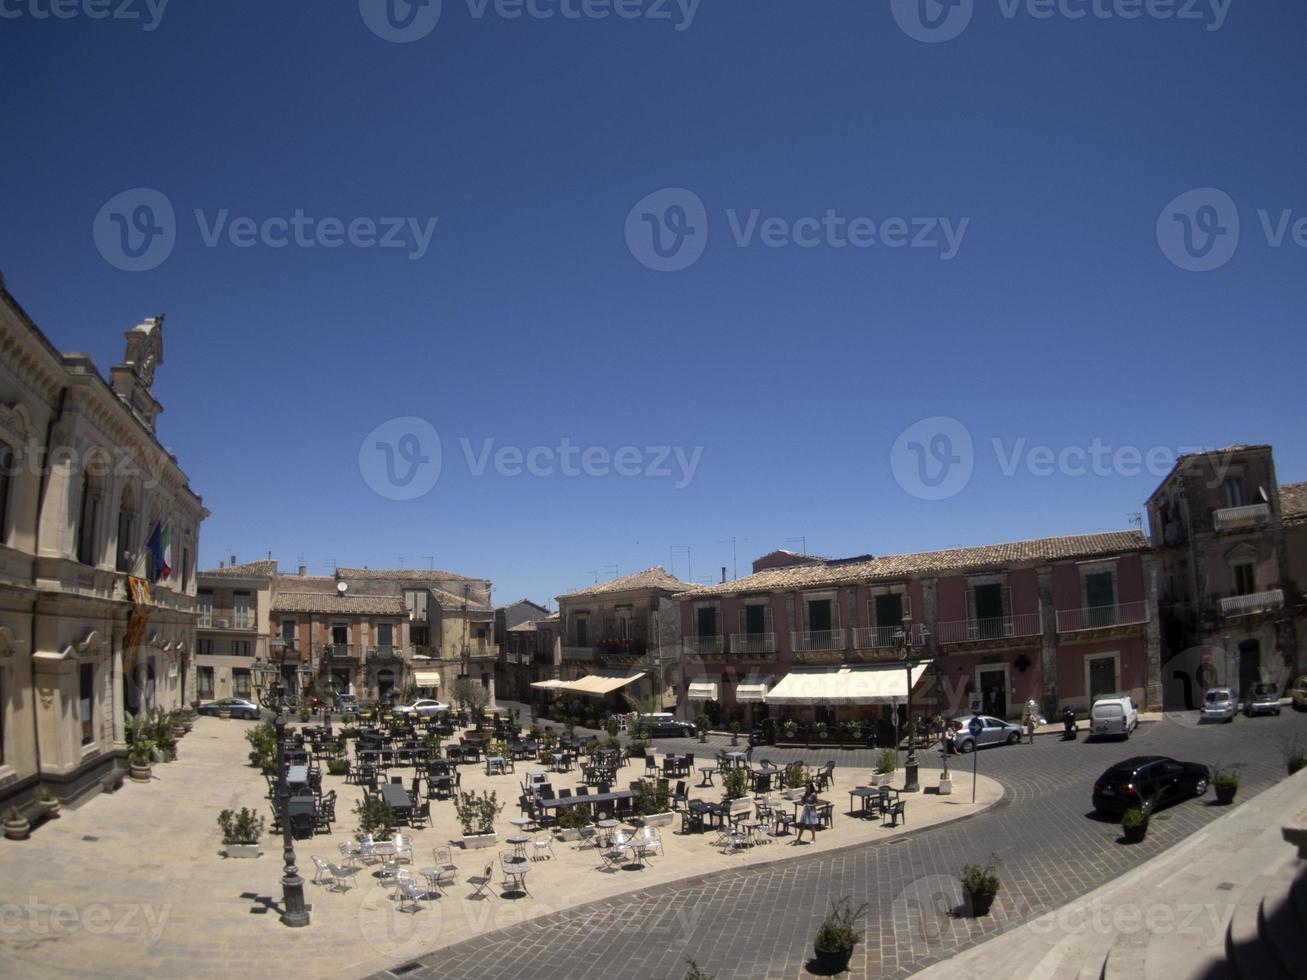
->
{"left": 1091, "top": 755, "right": 1210, "bottom": 816}
{"left": 945, "top": 714, "right": 1023, "bottom": 753}
{"left": 392, "top": 698, "right": 449, "bottom": 718}
{"left": 1089, "top": 695, "right": 1138, "bottom": 740}
{"left": 197, "top": 697, "right": 260, "bottom": 720}
{"left": 1245, "top": 681, "right": 1282, "bottom": 717}
{"left": 1201, "top": 687, "right": 1236, "bottom": 723}
{"left": 637, "top": 713, "right": 697, "bottom": 738}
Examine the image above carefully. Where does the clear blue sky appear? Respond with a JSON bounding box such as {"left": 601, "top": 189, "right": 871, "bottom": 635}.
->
{"left": 2, "top": 1, "right": 1304, "bottom": 604}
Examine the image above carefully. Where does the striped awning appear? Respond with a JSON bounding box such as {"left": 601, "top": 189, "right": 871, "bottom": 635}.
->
{"left": 566, "top": 672, "right": 646, "bottom": 697}
{"left": 413, "top": 671, "right": 441, "bottom": 687}
{"left": 687, "top": 680, "right": 719, "bottom": 701}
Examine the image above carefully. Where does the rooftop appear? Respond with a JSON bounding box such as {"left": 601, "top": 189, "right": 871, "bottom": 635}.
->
{"left": 557, "top": 565, "right": 693, "bottom": 601}
{"left": 1280, "top": 481, "right": 1307, "bottom": 524}
{"left": 335, "top": 566, "right": 485, "bottom": 583}
{"left": 270, "top": 592, "right": 408, "bottom": 616}
{"left": 200, "top": 559, "right": 278, "bottom": 579}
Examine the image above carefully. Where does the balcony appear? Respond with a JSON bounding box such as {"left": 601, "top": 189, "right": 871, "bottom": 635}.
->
{"left": 729, "top": 632, "right": 776, "bottom": 656}
{"left": 687, "top": 635, "right": 723, "bottom": 656}
{"left": 1213, "top": 503, "right": 1270, "bottom": 531}
{"left": 936, "top": 612, "right": 1043, "bottom": 645}
{"left": 367, "top": 645, "right": 403, "bottom": 664}
{"left": 1055, "top": 601, "right": 1150, "bottom": 633}
{"left": 851, "top": 623, "right": 925, "bottom": 650}
{"left": 198, "top": 614, "right": 255, "bottom": 631}
{"left": 562, "top": 645, "right": 595, "bottom": 661}
{"left": 316, "top": 643, "right": 358, "bottom": 661}
{"left": 1219, "top": 589, "right": 1284, "bottom": 617}
{"left": 791, "top": 629, "right": 846, "bottom": 652}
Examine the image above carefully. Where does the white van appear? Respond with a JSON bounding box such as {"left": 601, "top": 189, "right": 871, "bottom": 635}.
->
{"left": 1090, "top": 694, "right": 1139, "bottom": 740}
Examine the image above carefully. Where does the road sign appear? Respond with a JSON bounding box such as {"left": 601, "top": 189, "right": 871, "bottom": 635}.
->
{"left": 968, "top": 717, "right": 983, "bottom": 738}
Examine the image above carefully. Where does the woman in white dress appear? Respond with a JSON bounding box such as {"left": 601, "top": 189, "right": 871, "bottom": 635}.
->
{"left": 794, "top": 780, "right": 820, "bottom": 845}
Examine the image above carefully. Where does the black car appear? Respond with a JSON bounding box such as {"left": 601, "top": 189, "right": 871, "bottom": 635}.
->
{"left": 1091, "top": 755, "right": 1209, "bottom": 816}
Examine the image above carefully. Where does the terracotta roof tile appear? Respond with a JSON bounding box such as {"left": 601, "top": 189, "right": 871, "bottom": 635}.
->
{"left": 680, "top": 530, "right": 1150, "bottom": 597}
{"left": 336, "top": 567, "right": 482, "bottom": 582}
{"left": 271, "top": 592, "right": 407, "bottom": 616}
{"left": 557, "top": 566, "right": 692, "bottom": 601}
{"left": 200, "top": 559, "right": 277, "bottom": 579}
{"left": 1280, "top": 481, "right": 1307, "bottom": 523}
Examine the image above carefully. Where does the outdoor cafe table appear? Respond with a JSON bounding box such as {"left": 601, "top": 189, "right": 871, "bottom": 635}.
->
{"left": 536, "top": 789, "right": 636, "bottom": 813}
{"left": 682, "top": 800, "right": 726, "bottom": 833}
{"left": 849, "top": 786, "right": 895, "bottom": 818}
{"left": 749, "top": 768, "right": 779, "bottom": 793}
{"left": 485, "top": 756, "right": 511, "bottom": 776}
{"left": 723, "top": 751, "right": 748, "bottom": 767}
{"left": 697, "top": 766, "right": 718, "bottom": 787}
{"left": 286, "top": 765, "right": 310, "bottom": 793}
{"left": 379, "top": 784, "right": 413, "bottom": 815}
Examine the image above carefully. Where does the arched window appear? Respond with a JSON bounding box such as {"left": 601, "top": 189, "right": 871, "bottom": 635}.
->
{"left": 115, "top": 482, "right": 138, "bottom": 573}
{"left": 76, "top": 472, "right": 101, "bottom": 566}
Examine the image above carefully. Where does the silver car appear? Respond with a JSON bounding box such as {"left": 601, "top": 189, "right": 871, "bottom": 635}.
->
{"left": 1245, "top": 682, "right": 1282, "bottom": 717}
{"left": 946, "top": 714, "right": 1023, "bottom": 753}
{"left": 1201, "top": 688, "right": 1236, "bottom": 723}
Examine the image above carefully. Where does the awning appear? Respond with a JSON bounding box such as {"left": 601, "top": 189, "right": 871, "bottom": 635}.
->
{"left": 687, "top": 681, "right": 719, "bottom": 701}
{"left": 766, "top": 664, "right": 929, "bottom": 706}
{"left": 529, "top": 679, "right": 569, "bottom": 690}
{"left": 413, "top": 671, "right": 441, "bottom": 687}
{"left": 566, "top": 671, "right": 646, "bottom": 697}
{"left": 735, "top": 678, "right": 773, "bottom": 703}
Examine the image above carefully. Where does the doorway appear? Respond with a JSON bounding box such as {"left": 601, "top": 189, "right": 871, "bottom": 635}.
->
{"left": 1238, "top": 640, "right": 1261, "bottom": 699}
{"left": 1087, "top": 655, "right": 1118, "bottom": 703}
{"left": 807, "top": 599, "right": 832, "bottom": 632}
{"left": 977, "top": 666, "right": 1008, "bottom": 718}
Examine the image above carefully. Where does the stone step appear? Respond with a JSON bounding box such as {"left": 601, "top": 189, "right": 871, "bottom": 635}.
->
{"left": 1259, "top": 868, "right": 1307, "bottom": 978}
{"left": 1227, "top": 874, "right": 1290, "bottom": 980}
{"left": 1102, "top": 942, "right": 1145, "bottom": 980}
{"left": 1074, "top": 948, "right": 1107, "bottom": 980}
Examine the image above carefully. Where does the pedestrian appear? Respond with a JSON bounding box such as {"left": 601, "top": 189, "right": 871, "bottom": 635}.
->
{"left": 1025, "top": 712, "right": 1036, "bottom": 745}
{"left": 793, "top": 779, "right": 820, "bottom": 845}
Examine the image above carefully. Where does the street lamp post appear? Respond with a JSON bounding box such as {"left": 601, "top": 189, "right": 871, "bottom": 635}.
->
{"left": 893, "top": 619, "right": 929, "bottom": 793}
{"left": 253, "top": 641, "right": 310, "bottom": 928}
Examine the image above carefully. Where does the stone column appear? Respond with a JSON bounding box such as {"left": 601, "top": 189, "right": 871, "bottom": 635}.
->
{"left": 1143, "top": 554, "right": 1163, "bottom": 710}
{"left": 1038, "top": 567, "right": 1058, "bottom": 717}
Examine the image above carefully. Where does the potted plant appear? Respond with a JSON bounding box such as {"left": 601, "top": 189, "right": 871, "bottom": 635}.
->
{"left": 128, "top": 738, "right": 155, "bottom": 781}
{"left": 299, "top": 706, "right": 311, "bottom": 723}
{"left": 3, "top": 806, "right": 31, "bottom": 841}
{"left": 553, "top": 805, "right": 591, "bottom": 841}
{"left": 722, "top": 766, "right": 749, "bottom": 801}
{"left": 1283, "top": 736, "right": 1307, "bottom": 775}
{"left": 872, "top": 749, "right": 897, "bottom": 787}
{"left": 354, "top": 795, "right": 396, "bottom": 842}
{"left": 696, "top": 713, "right": 710, "bottom": 743}
{"left": 782, "top": 762, "right": 809, "bottom": 800}
{"left": 454, "top": 790, "right": 504, "bottom": 849}
{"left": 1212, "top": 765, "right": 1238, "bottom": 805}
{"left": 218, "top": 703, "right": 232, "bottom": 720}
{"left": 1121, "top": 806, "right": 1149, "bottom": 844}
{"left": 34, "top": 786, "right": 60, "bottom": 819}
{"left": 812, "top": 896, "right": 867, "bottom": 973}
{"left": 729, "top": 721, "right": 741, "bottom": 746}
{"left": 218, "top": 807, "right": 266, "bottom": 858}
{"left": 633, "top": 778, "right": 675, "bottom": 827}
{"left": 960, "top": 858, "right": 1002, "bottom": 916}
{"left": 782, "top": 719, "right": 799, "bottom": 743}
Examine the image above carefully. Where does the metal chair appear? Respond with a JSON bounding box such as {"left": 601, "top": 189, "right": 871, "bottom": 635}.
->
{"left": 394, "top": 870, "right": 425, "bottom": 913}
{"left": 311, "top": 855, "right": 333, "bottom": 886}
{"left": 468, "top": 863, "right": 496, "bottom": 899}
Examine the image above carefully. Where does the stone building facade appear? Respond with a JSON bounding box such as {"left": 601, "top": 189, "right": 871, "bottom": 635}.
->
{"left": 0, "top": 284, "right": 207, "bottom": 812}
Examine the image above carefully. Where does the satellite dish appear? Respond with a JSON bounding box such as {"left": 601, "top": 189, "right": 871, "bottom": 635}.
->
{"left": 337, "top": 581, "right": 348, "bottom": 594}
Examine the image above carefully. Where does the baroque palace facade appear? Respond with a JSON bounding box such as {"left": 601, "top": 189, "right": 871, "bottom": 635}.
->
{"left": 0, "top": 280, "right": 207, "bottom": 812}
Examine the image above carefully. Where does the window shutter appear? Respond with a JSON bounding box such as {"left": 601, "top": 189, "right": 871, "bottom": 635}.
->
{"left": 1001, "top": 585, "right": 1012, "bottom": 620}
{"left": 967, "top": 587, "right": 977, "bottom": 623}
{"left": 738, "top": 607, "right": 745, "bottom": 635}
{"left": 868, "top": 598, "right": 877, "bottom": 628}
{"left": 764, "top": 604, "right": 772, "bottom": 634}
{"left": 902, "top": 591, "right": 913, "bottom": 621}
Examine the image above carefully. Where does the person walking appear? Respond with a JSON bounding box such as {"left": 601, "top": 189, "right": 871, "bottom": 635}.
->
{"left": 793, "top": 780, "right": 820, "bottom": 845}
{"left": 1025, "top": 711, "right": 1036, "bottom": 745}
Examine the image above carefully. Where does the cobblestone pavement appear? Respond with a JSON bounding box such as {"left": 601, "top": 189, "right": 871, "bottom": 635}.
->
{"left": 380, "top": 708, "right": 1307, "bottom": 980}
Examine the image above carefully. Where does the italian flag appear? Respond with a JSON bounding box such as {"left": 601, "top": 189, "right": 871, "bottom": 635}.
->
{"left": 148, "top": 520, "right": 172, "bottom": 583}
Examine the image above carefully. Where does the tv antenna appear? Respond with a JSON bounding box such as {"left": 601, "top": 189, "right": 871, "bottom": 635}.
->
{"left": 786, "top": 536, "right": 807, "bottom": 555}
{"left": 717, "top": 536, "right": 737, "bottom": 580}
{"left": 670, "top": 546, "right": 691, "bottom": 583}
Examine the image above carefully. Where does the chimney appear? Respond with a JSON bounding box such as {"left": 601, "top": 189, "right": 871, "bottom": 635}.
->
{"left": 219, "top": 560, "right": 224, "bottom": 569}
{"left": 721, "top": 566, "right": 727, "bottom": 583}
{"left": 298, "top": 565, "right": 307, "bottom": 577}
{"left": 229, "top": 554, "right": 236, "bottom": 566}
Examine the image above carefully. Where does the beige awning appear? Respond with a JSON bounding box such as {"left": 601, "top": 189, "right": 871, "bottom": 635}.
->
{"left": 687, "top": 680, "right": 719, "bottom": 701}
{"left": 529, "top": 679, "right": 569, "bottom": 690}
{"left": 735, "top": 678, "right": 773, "bottom": 703}
{"left": 413, "top": 671, "right": 441, "bottom": 687}
{"left": 766, "top": 664, "right": 928, "bottom": 706}
{"left": 565, "top": 671, "right": 646, "bottom": 697}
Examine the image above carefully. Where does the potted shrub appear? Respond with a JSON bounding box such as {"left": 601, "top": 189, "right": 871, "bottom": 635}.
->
{"left": 554, "top": 806, "right": 591, "bottom": 842}
{"left": 841, "top": 720, "right": 861, "bottom": 749}
{"left": 354, "top": 795, "right": 396, "bottom": 842}
{"left": 1212, "top": 765, "right": 1238, "bottom": 805}
{"left": 633, "top": 778, "right": 675, "bottom": 827}
{"left": 781, "top": 719, "right": 799, "bottom": 743}
{"left": 218, "top": 807, "right": 266, "bottom": 858}
{"left": 34, "top": 786, "right": 60, "bottom": 819}
{"left": 218, "top": 703, "right": 232, "bottom": 720}
{"left": 722, "top": 766, "right": 749, "bottom": 801}
{"left": 3, "top": 806, "right": 31, "bottom": 841}
{"left": 1121, "top": 806, "right": 1149, "bottom": 843}
{"left": 729, "top": 721, "right": 740, "bottom": 747}
{"left": 812, "top": 896, "right": 867, "bottom": 974}
{"left": 872, "top": 749, "right": 897, "bottom": 787}
{"left": 696, "top": 713, "right": 710, "bottom": 743}
{"left": 454, "top": 790, "right": 504, "bottom": 849}
{"left": 781, "top": 762, "right": 809, "bottom": 800}
{"left": 960, "top": 858, "right": 1001, "bottom": 916}
{"left": 128, "top": 739, "right": 155, "bottom": 781}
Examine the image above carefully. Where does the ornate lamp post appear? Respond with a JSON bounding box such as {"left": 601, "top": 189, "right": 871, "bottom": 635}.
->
{"left": 252, "top": 640, "right": 310, "bottom": 928}
{"left": 893, "top": 619, "right": 930, "bottom": 793}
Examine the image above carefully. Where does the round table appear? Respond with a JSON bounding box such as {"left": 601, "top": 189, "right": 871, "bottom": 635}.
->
{"left": 418, "top": 867, "right": 442, "bottom": 897}
{"left": 506, "top": 834, "right": 529, "bottom": 859}
{"left": 371, "top": 842, "right": 398, "bottom": 882}
{"left": 596, "top": 819, "right": 619, "bottom": 848}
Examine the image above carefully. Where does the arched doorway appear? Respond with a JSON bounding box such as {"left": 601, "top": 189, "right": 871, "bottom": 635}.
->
{"left": 376, "top": 669, "right": 395, "bottom": 703}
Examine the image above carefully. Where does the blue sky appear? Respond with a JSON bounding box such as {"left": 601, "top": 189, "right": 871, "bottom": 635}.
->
{"left": 2, "top": 1, "right": 1304, "bottom": 604}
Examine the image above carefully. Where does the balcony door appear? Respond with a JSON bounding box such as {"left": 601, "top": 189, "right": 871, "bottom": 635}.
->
{"left": 696, "top": 606, "right": 717, "bottom": 639}
{"left": 376, "top": 622, "right": 394, "bottom": 653}
{"left": 575, "top": 617, "right": 588, "bottom": 647}
{"left": 744, "top": 604, "right": 767, "bottom": 635}
{"left": 874, "top": 593, "right": 904, "bottom": 628}
{"left": 973, "top": 584, "right": 1005, "bottom": 639}
{"left": 331, "top": 623, "right": 349, "bottom": 653}
{"left": 807, "top": 599, "right": 832, "bottom": 632}
{"left": 1085, "top": 572, "right": 1117, "bottom": 627}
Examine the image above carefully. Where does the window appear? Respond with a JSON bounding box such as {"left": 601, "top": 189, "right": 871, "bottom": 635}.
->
{"left": 331, "top": 623, "right": 349, "bottom": 646}
{"left": 1233, "top": 563, "right": 1257, "bottom": 596}
{"left": 196, "top": 638, "right": 213, "bottom": 656}
{"left": 404, "top": 590, "right": 429, "bottom": 620}
{"left": 376, "top": 622, "right": 393, "bottom": 649}
{"left": 76, "top": 473, "right": 99, "bottom": 566}
{"left": 1223, "top": 477, "right": 1245, "bottom": 509}
{"left": 411, "top": 624, "right": 428, "bottom": 647}
{"left": 743, "top": 603, "right": 768, "bottom": 635}
{"left": 1085, "top": 571, "right": 1117, "bottom": 627}
{"left": 231, "top": 640, "right": 251, "bottom": 657}
{"left": 197, "top": 592, "right": 213, "bottom": 627}
{"left": 696, "top": 606, "right": 717, "bottom": 638}
{"left": 79, "top": 663, "right": 94, "bottom": 745}
{"left": 806, "top": 599, "right": 832, "bottom": 632}
{"left": 575, "top": 617, "right": 588, "bottom": 647}
{"left": 181, "top": 545, "right": 190, "bottom": 590}
{"left": 115, "top": 486, "right": 136, "bottom": 573}
{"left": 0, "top": 441, "right": 13, "bottom": 544}
{"left": 232, "top": 669, "right": 251, "bottom": 698}
{"left": 480, "top": 672, "right": 489, "bottom": 689}
{"left": 233, "top": 591, "right": 251, "bottom": 628}
{"left": 281, "top": 619, "right": 297, "bottom": 643}
{"left": 197, "top": 666, "right": 214, "bottom": 698}
{"left": 873, "top": 593, "right": 905, "bottom": 628}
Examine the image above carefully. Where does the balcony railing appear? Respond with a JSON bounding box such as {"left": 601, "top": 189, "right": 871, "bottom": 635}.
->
{"left": 368, "top": 645, "right": 402, "bottom": 663}
{"left": 729, "top": 632, "right": 776, "bottom": 655}
{"left": 791, "top": 629, "right": 846, "bottom": 652}
{"left": 687, "top": 635, "right": 723, "bottom": 655}
{"left": 851, "top": 623, "right": 926, "bottom": 649}
{"left": 1213, "top": 503, "right": 1270, "bottom": 531}
{"left": 936, "top": 612, "right": 1043, "bottom": 645}
{"left": 197, "top": 614, "right": 255, "bottom": 631}
{"left": 1055, "top": 601, "right": 1149, "bottom": 632}
{"left": 315, "top": 643, "right": 357, "bottom": 659}
{"left": 1219, "top": 589, "right": 1284, "bottom": 617}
